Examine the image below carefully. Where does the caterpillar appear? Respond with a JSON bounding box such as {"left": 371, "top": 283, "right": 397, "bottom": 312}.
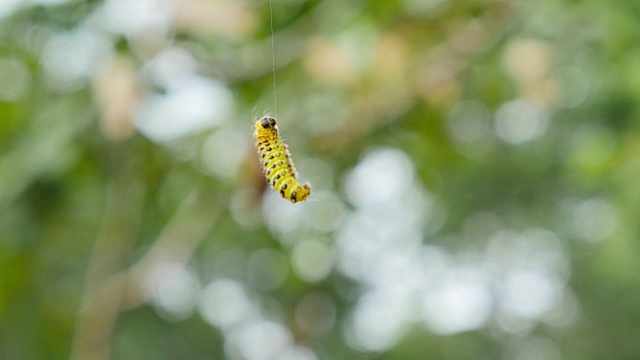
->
{"left": 254, "top": 116, "right": 311, "bottom": 204}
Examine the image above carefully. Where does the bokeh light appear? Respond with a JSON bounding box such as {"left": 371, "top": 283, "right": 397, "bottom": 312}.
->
{"left": 494, "top": 99, "right": 549, "bottom": 144}
{"left": 145, "top": 262, "right": 200, "bottom": 321}
{"left": 199, "top": 279, "right": 255, "bottom": 330}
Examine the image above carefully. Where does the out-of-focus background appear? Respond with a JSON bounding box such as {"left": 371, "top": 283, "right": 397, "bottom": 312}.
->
{"left": 1, "top": 0, "right": 639, "bottom": 359}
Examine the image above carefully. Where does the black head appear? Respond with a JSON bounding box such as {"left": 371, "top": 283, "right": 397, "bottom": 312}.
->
{"left": 259, "top": 116, "right": 277, "bottom": 129}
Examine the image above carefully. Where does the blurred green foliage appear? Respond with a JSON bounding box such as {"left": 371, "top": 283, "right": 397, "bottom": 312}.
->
{"left": 1, "top": 0, "right": 640, "bottom": 359}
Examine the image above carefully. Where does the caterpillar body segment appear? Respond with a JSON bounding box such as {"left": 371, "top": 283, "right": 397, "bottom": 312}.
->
{"left": 254, "top": 116, "right": 311, "bottom": 204}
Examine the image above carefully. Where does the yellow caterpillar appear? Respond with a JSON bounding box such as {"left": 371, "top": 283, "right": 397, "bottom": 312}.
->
{"left": 254, "top": 116, "right": 311, "bottom": 204}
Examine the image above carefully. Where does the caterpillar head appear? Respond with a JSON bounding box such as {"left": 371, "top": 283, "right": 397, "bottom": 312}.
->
{"left": 290, "top": 182, "right": 312, "bottom": 204}
{"left": 258, "top": 116, "right": 277, "bottom": 129}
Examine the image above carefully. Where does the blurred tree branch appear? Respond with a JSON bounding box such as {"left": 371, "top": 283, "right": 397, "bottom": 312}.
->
{"left": 71, "top": 146, "right": 218, "bottom": 360}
